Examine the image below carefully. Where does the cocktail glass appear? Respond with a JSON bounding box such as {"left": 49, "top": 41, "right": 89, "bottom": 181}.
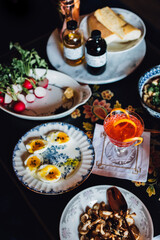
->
{"left": 103, "top": 108, "right": 144, "bottom": 165}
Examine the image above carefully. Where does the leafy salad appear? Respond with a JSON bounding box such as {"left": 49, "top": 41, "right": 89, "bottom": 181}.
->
{"left": 0, "top": 42, "right": 49, "bottom": 112}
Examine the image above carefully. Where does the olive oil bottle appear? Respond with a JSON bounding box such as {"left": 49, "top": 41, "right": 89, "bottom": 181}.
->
{"left": 62, "top": 20, "right": 84, "bottom": 66}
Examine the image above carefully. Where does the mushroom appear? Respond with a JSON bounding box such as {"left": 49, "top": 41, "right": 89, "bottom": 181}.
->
{"left": 98, "top": 224, "right": 110, "bottom": 238}
{"left": 99, "top": 210, "right": 113, "bottom": 220}
{"left": 80, "top": 236, "right": 89, "bottom": 240}
{"left": 89, "top": 218, "right": 105, "bottom": 229}
{"left": 80, "top": 213, "right": 89, "bottom": 223}
{"left": 78, "top": 220, "right": 92, "bottom": 235}
{"left": 92, "top": 203, "right": 100, "bottom": 210}
{"left": 130, "top": 224, "right": 140, "bottom": 240}
{"left": 94, "top": 236, "right": 101, "bottom": 240}
{"left": 78, "top": 201, "right": 140, "bottom": 240}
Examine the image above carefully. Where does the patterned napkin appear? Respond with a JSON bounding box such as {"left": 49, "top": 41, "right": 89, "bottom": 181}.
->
{"left": 92, "top": 124, "right": 150, "bottom": 182}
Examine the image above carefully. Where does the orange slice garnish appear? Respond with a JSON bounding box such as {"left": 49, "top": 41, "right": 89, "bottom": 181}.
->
{"left": 110, "top": 108, "right": 130, "bottom": 118}
{"left": 113, "top": 118, "right": 137, "bottom": 132}
{"left": 123, "top": 137, "right": 143, "bottom": 146}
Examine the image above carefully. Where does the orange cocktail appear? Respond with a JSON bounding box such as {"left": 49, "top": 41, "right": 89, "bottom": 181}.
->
{"left": 104, "top": 108, "right": 144, "bottom": 148}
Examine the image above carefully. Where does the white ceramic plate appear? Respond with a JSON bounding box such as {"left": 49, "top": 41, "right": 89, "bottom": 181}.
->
{"left": 47, "top": 26, "right": 146, "bottom": 85}
{"left": 153, "top": 235, "right": 160, "bottom": 240}
{"left": 12, "top": 122, "right": 95, "bottom": 195}
{"left": 59, "top": 185, "right": 154, "bottom": 240}
{"left": 153, "top": 236, "right": 160, "bottom": 240}
{"left": 80, "top": 8, "right": 146, "bottom": 53}
{"left": 0, "top": 68, "right": 91, "bottom": 120}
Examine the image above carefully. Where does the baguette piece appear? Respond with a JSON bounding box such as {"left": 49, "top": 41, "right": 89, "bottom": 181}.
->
{"left": 87, "top": 14, "right": 119, "bottom": 44}
{"left": 94, "top": 6, "right": 141, "bottom": 41}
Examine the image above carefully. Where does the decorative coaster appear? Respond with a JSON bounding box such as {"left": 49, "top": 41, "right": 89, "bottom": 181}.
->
{"left": 92, "top": 124, "right": 150, "bottom": 182}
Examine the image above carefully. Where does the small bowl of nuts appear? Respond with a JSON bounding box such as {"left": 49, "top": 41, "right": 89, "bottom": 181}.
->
{"left": 138, "top": 64, "right": 160, "bottom": 118}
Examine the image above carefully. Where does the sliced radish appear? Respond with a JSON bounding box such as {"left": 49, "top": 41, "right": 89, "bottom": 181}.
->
{"left": 34, "top": 87, "right": 47, "bottom": 98}
{"left": 28, "top": 89, "right": 34, "bottom": 94}
{"left": 38, "top": 78, "right": 49, "bottom": 88}
{"left": 16, "top": 84, "right": 23, "bottom": 93}
{"left": 17, "top": 93, "right": 27, "bottom": 105}
{"left": 0, "top": 95, "right": 4, "bottom": 104}
{"left": 4, "top": 93, "right": 12, "bottom": 104}
{"left": 12, "top": 84, "right": 20, "bottom": 94}
{"left": 13, "top": 101, "right": 25, "bottom": 112}
{"left": 26, "top": 93, "right": 36, "bottom": 103}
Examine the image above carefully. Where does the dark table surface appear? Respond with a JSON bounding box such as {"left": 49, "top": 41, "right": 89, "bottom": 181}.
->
{"left": 0, "top": 0, "right": 160, "bottom": 240}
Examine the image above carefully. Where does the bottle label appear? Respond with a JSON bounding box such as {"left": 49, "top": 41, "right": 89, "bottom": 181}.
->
{"left": 85, "top": 49, "right": 107, "bottom": 67}
{"left": 63, "top": 46, "right": 84, "bottom": 60}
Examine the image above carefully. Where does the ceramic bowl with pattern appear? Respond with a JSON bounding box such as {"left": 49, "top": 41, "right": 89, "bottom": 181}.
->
{"left": 138, "top": 64, "right": 160, "bottom": 118}
{"left": 59, "top": 185, "right": 154, "bottom": 240}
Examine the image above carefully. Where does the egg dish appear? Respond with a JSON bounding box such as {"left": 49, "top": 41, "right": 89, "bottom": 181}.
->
{"left": 26, "top": 138, "right": 49, "bottom": 154}
{"left": 47, "top": 131, "right": 70, "bottom": 144}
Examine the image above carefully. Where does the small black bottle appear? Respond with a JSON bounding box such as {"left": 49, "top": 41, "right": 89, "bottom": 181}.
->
{"left": 85, "top": 30, "right": 107, "bottom": 75}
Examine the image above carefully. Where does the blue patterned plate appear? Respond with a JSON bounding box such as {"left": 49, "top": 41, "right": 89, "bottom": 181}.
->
{"left": 12, "top": 122, "right": 95, "bottom": 195}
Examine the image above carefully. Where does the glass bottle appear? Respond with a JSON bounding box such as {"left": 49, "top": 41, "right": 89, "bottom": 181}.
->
{"left": 59, "top": 0, "right": 80, "bottom": 40}
{"left": 85, "top": 30, "right": 107, "bottom": 75}
{"left": 62, "top": 20, "right": 84, "bottom": 66}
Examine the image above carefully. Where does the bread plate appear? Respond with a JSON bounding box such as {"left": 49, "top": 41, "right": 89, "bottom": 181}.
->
{"left": 80, "top": 8, "right": 146, "bottom": 53}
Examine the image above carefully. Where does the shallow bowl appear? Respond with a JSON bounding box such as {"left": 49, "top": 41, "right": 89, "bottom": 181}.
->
{"left": 138, "top": 64, "right": 160, "bottom": 118}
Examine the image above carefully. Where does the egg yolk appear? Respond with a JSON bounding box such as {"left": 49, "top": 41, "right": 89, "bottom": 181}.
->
{"left": 26, "top": 156, "right": 41, "bottom": 171}
{"left": 38, "top": 165, "right": 61, "bottom": 181}
{"left": 47, "top": 131, "right": 70, "bottom": 144}
{"left": 27, "top": 139, "right": 48, "bottom": 153}
{"left": 56, "top": 132, "right": 70, "bottom": 144}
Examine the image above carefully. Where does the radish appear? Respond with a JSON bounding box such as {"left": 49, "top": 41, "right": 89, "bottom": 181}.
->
{"left": 34, "top": 87, "right": 47, "bottom": 98}
{"left": 17, "top": 93, "right": 27, "bottom": 104}
{"left": 26, "top": 93, "right": 36, "bottom": 103}
{"left": 4, "top": 93, "right": 12, "bottom": 104}
{"left": 16, "top": 84, "right": 23, "bottom": 93}
{"left": 13, "top": 101, "right": 25, "bottom": 112}
{"left": 38, "top": 78, "right": 49, "bottom": 88}
{"left": 12, "top": 84, "right": 20, "bottom": 94}
{"left": 0, "top": 95, "right": 4, "bottom": 104}
{"left": 23, "top": 77, "right": 36, "bottom": 90}
{"left": 28, "top": 89, "right": 34, "bottom": 94}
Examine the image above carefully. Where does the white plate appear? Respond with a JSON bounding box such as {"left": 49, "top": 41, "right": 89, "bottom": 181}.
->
{"left": 80, "top": 8, "right": 146, "bottom": 53}
{"left": 46, "top": 28, "right": 146, "bottom": 85}
{"left": 59, "top": 185, "right": 154, "bottom": 240}
{"left": 0, "top": 68, "right": 91, "bottom": 120}
{"left": 153, "top": 236, "right": 160, "bottom": 240}
{"left": 12, "top": 122, "right": 95, "bottom": 195}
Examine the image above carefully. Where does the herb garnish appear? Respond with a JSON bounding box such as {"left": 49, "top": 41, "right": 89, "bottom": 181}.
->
{"left": 0, "top": 42, "right": 48, "bottom": 94}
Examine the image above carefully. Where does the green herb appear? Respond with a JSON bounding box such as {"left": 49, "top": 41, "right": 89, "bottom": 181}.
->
{"left": 0, "top": 42, "right": 48, "bottom": 94}
{"left": 152, "top": 96, "right": 160, "bottom": 106}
